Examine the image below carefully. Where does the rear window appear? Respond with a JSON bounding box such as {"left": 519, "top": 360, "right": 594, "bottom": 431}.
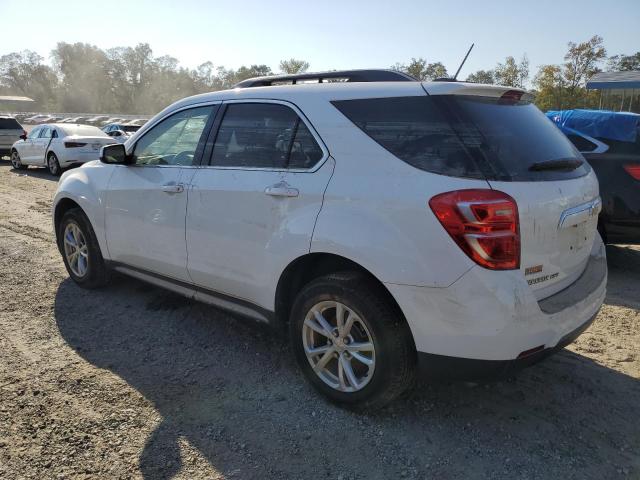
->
{"left": 0, "top": 117, "right": 22, "bottom": 129}
{"left": 332, "top": 95, "right": 591, "bottom": 181}
{"left": 62, "top": 125, "right": 107, "bottom": 137}
{"left": 121, "top": 125, "right": 140, "bottom": 133}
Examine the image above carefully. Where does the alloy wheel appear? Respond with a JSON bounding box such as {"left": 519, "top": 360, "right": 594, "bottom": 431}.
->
{"left": 302, "top": 300, "right": 376, "bottom": 392}
{"left": 10, "top": 151, "right": 21, "bottom": 169}
{"left": 63, "top": 222, "right": 89, "bottom": 277}
{"left": 48, "top": 155, "right": 59, "bottom": 175}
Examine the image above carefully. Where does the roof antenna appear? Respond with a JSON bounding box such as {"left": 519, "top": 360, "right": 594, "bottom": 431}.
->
{"left": 453, "top": 43, "right": 474, "bottom": 80}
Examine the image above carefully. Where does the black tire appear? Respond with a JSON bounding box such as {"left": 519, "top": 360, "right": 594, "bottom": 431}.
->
{"left": 47, "top": 152, "right": 62, "bottom": 176}
{"left": 10, "top": 150, "right": 27, "bottom": 170}
{"left": 57, "top": 208, "right": 110, "bottom": 289}
{"left": 290, "top": 272, "right": 417, "bottom": 411}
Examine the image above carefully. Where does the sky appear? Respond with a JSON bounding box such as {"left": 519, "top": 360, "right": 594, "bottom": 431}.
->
{"left": 0, "top": 0, "right": 638, "bottom": 79}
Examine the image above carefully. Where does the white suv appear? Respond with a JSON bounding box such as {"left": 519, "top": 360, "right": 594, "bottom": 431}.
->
{"left": 52, "top": 70, "right": 607, "bottom": 410}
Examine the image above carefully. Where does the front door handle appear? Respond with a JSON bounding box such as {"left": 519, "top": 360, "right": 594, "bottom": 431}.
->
{"left": 265, "top": 182, "right": 299, "bottom": 198}
{"left": 161, "top": 183, "right": 184, "bottom": 194}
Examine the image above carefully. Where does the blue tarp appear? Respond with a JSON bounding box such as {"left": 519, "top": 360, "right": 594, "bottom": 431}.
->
{"left": 546, "top": 109, "right": 640, "bottom": 143}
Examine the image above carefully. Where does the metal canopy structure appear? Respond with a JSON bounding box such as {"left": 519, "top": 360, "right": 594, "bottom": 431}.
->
{"left": 587, "top": 71, "right": 640, "bottom": 90}
{"left": 586, "top": 71, "right": 640, "bottom": 112}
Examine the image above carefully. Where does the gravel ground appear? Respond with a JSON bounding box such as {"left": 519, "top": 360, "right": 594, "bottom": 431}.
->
{"left": 0, "top": 162, "right": 638, "bottom": 480}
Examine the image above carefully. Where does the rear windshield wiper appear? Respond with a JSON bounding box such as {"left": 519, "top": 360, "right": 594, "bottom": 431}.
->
{"left": 529, "top": 159, "right": 583, "bottom": 172}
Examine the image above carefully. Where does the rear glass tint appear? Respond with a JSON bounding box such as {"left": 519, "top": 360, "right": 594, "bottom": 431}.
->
{"left": 0, "top": 117, "right": 22, "bottom": 129}
{"left": 332, "top": 95, "right": 591, "bottom": 181}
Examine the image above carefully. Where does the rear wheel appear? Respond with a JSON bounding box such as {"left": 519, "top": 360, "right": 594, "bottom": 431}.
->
{"left": 10, "top": 150, "right": 27, "bottom": 170}
{"left": 290, "top": 272, "right": 416, "bottom": 411}
{"left": 58, "top": 208, "right": 110, "bottom": 288}
{"left": 47, "top": 152, "right": 62, "bottom": 176}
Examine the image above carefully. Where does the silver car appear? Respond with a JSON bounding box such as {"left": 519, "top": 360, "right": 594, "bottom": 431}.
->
{"left": 0, "top": 116, "right": 25, "bottom": 159}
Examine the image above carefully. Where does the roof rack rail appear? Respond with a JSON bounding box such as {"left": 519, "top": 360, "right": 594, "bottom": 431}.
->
{"left": 234, "top": 69, "right": 417, "bottom": 88}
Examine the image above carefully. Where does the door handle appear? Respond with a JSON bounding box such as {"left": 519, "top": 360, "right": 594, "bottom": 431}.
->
{"left": 265, "top": 182, "right": 299, "bottom": 198}
{"left": 161, "top": 183, "right": 185, "bottom": 194}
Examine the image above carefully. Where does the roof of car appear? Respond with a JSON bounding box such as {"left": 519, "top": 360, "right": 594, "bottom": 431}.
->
{"left": 167, "top": 80, "right": 520, "bottom": 110}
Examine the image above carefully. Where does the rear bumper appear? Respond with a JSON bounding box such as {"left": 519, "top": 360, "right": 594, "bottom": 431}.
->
{"left": 386, "top": 235, "right": 607, "bottom": 378}
{"left": 416, "top": 309, "right": 598, "bottom": 380}
{"left": 58, "top": 151, "right": 102, "bottom": 167}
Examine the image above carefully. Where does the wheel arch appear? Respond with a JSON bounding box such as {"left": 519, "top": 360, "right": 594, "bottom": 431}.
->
{"left": 274, "top": 252, "right": 410, "bottom": 337}
{"left": 53, "top": 197, "right": 83, "bottom": 251}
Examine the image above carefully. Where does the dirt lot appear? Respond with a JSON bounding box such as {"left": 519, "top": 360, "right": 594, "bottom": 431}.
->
{"left": 0, "top": 163, "right": 638, "bottom": 480}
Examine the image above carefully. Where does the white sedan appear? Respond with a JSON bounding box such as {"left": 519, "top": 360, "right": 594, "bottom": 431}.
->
{"left": 10, "top": 123, "right": 115, "bottom": 175}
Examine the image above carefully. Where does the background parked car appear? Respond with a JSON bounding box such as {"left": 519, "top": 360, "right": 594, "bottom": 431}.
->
{"left": 10, "top": 123, "right": 114, "bottom": 175}
{"left": 0, "top": 115, "right": 26, "bottom": 158}
{"left": 86, "top": 115, "right": 110, "bottom": 125}
{"left": 101, "top": 122, "right": 141, "bottom": 143}
{"left": 547, "top": 109, "right": 640, "bottom": 244}
{"left": 24, "top": 114, "right": 50, "bottom": 124}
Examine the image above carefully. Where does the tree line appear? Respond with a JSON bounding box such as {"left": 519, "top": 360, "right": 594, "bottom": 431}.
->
{"left": 0, "top": 36, "right": 637, "bottom": 114}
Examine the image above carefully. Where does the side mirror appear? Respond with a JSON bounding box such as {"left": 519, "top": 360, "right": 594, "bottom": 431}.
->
{"left": 100, "top": 144, "right": 128, "bottom": 164}
{"left": 20, "top": 133, "right": 27, "bottom": 140}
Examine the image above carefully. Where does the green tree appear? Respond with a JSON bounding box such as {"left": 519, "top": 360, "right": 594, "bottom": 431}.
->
{"left": 493, "top": 55, "right": 529, "bottom": 88}
{"left": 563, "top": 35, "right": 606, "bottom": 96}
{"left": 51, "top": 42, "right": 113, "bottom": 112}
{"left": 465, "top": 69, "right": 495, "bottom": 84}
{"left": 279, "top": 58, "right": 310, "bottom": 74}
{"left": 0, "top": 50, "right": 58, "bottom": 110}
{"left": 392, "top": 58, "right": 448, "bottom": 80}
{"left": 532, "top": 35, "right": 606, "bottom": 111}
{"left": 607, "top": 52, "right": 640, "bottom": 71}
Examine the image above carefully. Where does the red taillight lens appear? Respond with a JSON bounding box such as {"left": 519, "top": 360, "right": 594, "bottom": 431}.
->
{"left": 64, "top": 142, "right": 87, "bottom": 148}
{"left": 429, "top": 189, "right": 520, "bottom": 270}
{"left": 498, "top": 89, "right": 524, "bottom": 105}
{"left": 623, "top": 164, "right": 640, "bottom": 180}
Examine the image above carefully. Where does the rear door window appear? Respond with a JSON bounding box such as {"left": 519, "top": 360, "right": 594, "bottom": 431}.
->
{"left": 332, "top": 95, "right": 591, "bottom": 181}
{"left": 211, "top": 103, "right": 324, "bottom": 169}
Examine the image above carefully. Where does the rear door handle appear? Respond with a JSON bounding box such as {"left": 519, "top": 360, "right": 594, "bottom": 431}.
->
{"left": 161, "top": 183, "right": 185, "bottom": 194}
{"left": 265, "top": 182, "right": 299, "bottom": 198}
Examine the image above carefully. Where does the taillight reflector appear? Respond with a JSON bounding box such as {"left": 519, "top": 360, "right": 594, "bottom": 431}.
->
{"left": 429, "top": 189, "right": 520, "bottom": 270}
{"left": 64, "top": 142, "right": 87, "bottom": 148}
{"left": 623, "top": 164, "right": 640, "bottom": 180}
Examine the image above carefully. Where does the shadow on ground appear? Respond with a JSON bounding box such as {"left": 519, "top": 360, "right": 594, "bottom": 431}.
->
{"left": 605, "top": 244, "right": 640, "bottom": 310}
{"left": 54, "top": 271, "right": 640, "bottom": 479}
{"left": 3, "top": 161, "right": 59, "bottom": 182}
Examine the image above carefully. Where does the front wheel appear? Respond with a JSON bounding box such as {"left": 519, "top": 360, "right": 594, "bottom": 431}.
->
{"left": 10, "top": 150, "right": 27, "bottom": 170}
{"left": 290, "top": 272, "right": 417, "bottom": 411}
{"left": 58, "top": 208, "right": 110, "bottom": 288}
{"left": 47, "top": 152, "right": 62, "bottom": 176}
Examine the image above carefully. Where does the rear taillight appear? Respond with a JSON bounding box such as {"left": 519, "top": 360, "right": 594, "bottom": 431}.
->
{"left": 429, "top": 189, "right": 520, "bottom": 270}
{"left": 498, "top": 89, "right": 524, "bottom": 105}
{"left": 64, "top": 142, "right": 87, "bottom": 148}
{"left": 623, "top": 164, "right": 640, "bottom": 180}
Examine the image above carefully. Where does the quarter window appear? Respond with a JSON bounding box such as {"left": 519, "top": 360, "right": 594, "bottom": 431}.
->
{"left": 567, "top": 134, "right": 598, "bottom": 153}
{"left": 211, "top": 103, "right": 323, "bottom": 169}
{"left": 132, "top": 106, "right": 215, "bottom": 166}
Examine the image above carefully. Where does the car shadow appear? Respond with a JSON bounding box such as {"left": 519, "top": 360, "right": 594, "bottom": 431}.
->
{"left": 54, "top": 276, "right": 640, "bottom": 479}
{"left": 605, "top": 244, "right": 640, "bottom": 310}
{"left": 4, "top": 163, "right": 59, "bottom": 182}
